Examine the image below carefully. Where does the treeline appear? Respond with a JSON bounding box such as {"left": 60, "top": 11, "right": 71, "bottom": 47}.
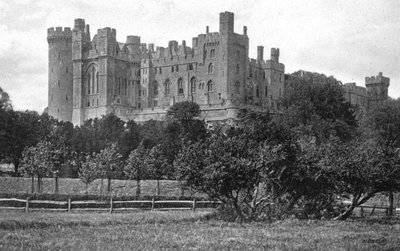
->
{"left": 1, "top": 70, "right": 400, "bottom": 221}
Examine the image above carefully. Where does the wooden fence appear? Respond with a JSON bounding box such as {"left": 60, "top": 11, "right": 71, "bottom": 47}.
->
{"left": 355, "top": 205, "right": 400, "bottom": 217}
{"left": 0, "top": 198, "right": 221, "bottom": 213}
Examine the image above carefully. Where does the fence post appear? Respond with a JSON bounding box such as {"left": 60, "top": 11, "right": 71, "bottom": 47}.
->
{"left": 151, "top": 197, "right": 155, "bottom": 211}
{"left": 360, "top": 206, "right": 364, "bottom": 218}
{"left": 109, "top": 196, "right": 113, "bottom": 213}
{"left": 68, "top": 198, "right": 71, "bottom": 212}
{"left": 25, "top": 197, "right": 29, "bottom": 212}
{"left": 370, "top": 205, "right": 376, "bottom": 216}
{"left": 192, "top": 198, "right": 196, "bottom": 211}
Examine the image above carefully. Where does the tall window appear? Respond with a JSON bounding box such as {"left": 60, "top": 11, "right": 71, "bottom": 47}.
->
{"left": 164, "top": 79, "right": 171, "bottom": 95}
{"left": 208, "top": 63, "right": 213, "bottom": 74}
{"left": 96, "top": 72, "right": 99, "bottom": 93}
{"left": 235, "top": 81, "right": 240, "bottom": 94}
{"left": 256, "top": 85, "right": 260, "bottom": 98}
{"left": 249, "top": 68, "right": 253, "bottom": 77}
{"left": 207, "top": 80, "right": 213, "bottom": 92}
{"left": 236, "top": 64, "right": 240, "bottom": 74}
{"left": 190, "top": 77, "right": 196, "bottom": 93}
{"left": 178, "top": 78, "right": 184, "bottom": 95}
{"left": 153, "top": 81, "right": 159, "bottom": 96}
{"left": 265, "top": 86, "right": 268, "bottom": 97}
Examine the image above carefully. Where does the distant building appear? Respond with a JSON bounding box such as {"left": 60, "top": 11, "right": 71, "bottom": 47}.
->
{"left": 47, "top": 12, "right": 285, "bottom": 125}
{"left": 343, "top": 72, "right": 390, "bottom": 109}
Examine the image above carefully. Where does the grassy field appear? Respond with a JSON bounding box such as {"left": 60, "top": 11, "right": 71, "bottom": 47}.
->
{"left": 0, "top": 210, "right": 399, "bottom": 250}
{"left": 0, "top": 177, "right": 200, "bottom": 197}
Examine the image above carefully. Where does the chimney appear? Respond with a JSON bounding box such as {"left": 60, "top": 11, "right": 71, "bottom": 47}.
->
{"left": 257, "top": 46, "right": 264, "bottom": 61}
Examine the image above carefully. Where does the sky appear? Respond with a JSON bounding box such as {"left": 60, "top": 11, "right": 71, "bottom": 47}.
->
{"left": 0, "top": 0, "right": 399, "bottom": 112}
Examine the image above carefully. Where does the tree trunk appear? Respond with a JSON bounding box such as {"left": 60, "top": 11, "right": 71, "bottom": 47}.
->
{"left": 85, "top": 183, "right": 88, "bottom": 195}
{"left": 54, "top": 176, "right": 59, "bottom": 194}
{"left": 100, "top": 179, "right": 104, "bottom": 195}
{"left": 157, "top": 180, "right": 160, "bottom": 196}
{"left": 107, "top": 178, "right": 112, "bottom": 194}
{"left": 37, "top": 176, "right": 41, "bottom": 194}
{"left": 136, "top": 179, "right": 141, "bottom": 197}
{"left": 31, "top": 176, "right": 35, "bottom": 194}
{"left": 13, "top": 158, "right": 20, "bottom": 176}
{"left": 388, "top": 191, "right": 394, "bottom": 217}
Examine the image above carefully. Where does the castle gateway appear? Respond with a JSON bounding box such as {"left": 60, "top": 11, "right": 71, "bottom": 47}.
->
{"left": 47, "top": 12, "right": 285, "bottom": 125}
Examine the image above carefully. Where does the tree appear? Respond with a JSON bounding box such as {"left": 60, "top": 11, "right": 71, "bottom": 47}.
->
{"left": 322, "top": 140, "right": 400, "bottom": 220}
{"left": 95, "top": 143, "right": 122, "bottom": 194}
{"left": 361, "top": 99, "right": 400, "bottom": 216}
{"left": 166, "top": 101, "right": 201, "bottom": 136}
{"left": 145, "top": 144, "right": 169, "bottom": 195}
{"left": 79, "top": 155, "right": 98, "bottom": 194}
{"left": 0, "top": 86, "right": 12, "bottom": 111}
{"left": 119, "top": 120, "right": 141, "bottom": 160}
{"left": 280, "top": 71, "right": 357, "bottom": 144}
{"left": 125, "top": 141, "right": 148, "bottom": 197}
{"left": 19, "top": 141, "right": 52, "bottom": 193}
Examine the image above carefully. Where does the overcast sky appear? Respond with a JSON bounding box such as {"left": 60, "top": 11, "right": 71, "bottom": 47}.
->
{"left": 0, "top": 0, "right": 399, "bottom": 112}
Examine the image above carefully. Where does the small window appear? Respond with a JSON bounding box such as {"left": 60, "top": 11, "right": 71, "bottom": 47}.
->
{"left": 235, "top": 81, "right": 240, "bottom": 94}
{"left": 210, "top": 49, "right": 216, "bottom": 58}
{"left": 165, "top": 79, "right": 171, "bottom": 95}
{"left": 190, "top": 77, "right": 196, "bottom": 93}
{"left": 188, "top": 63, "right": 193, "bottom": 70}
{"left": 153, "top": 81, "right": 159, "bottom": 96}
{"left": 208, "top": 63, "right": 214, "bottom": 74}
{"left": 138, "top": 87, "right": 141, "bottom": 97}
{"left": 236, "top": 64, "right": 240, "bottom": 74}
{"left": 178, "top": 78, "right": 184, "bottom": 95}
{"left": 265, "top": 86, "right": 268, "bottom": 97}
{"left": 249, "top": 68, "right": 253, "bottom": 77}
{"left": 66, "top": 94, "right": 68, "bottom": 101}
{"left": 176, "top": 65, "right": 179, "bottom": 72}
{"left": 66, "top": 67, "right": 68, "bottom": 73}
{"left": 154, "top": 100, "right": 158, "bottom": 107}
{"left": 138, "top": 103, "right": 141, "bottom": 109}
{"left": 207, "top": 80, "right": 213, "bottom": 92}
{"left": 159, "top": 68, "right": 162, "bottom": 74}
{"left": 256, "top": 86, "right": 260, "bottom": 98}
{"left": 171, "top": 66, "right": 174, "bottom": 72}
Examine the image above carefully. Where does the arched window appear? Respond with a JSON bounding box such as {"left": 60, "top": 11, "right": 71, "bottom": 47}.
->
{"left": 178, "top": 78, "right": 184, "bottom": 95}
{"left": 204, "top": 50, "right": 207, "bottom": 60}
{"left": 235, "top": 81, "right": 240, "bottom": 94}
{"left": 256, "top": 85, "right": 260, "bottom": 98}
{"left": 153, "top": 81, "right": 159, "bottom": 96}
{"left": 210, "top": 49, "right": 215, "bottom": 58}
{"left": 207, "top": 80, "right": 213, "bottom": 92}
{"left": 190, "top": 77, "right": 196, "bottom": 93}
{"left": 164, "top": 79, "right": 170, "bottom": 95}
{"left": 208, "top": 63, "right": 213, "bottom": 74}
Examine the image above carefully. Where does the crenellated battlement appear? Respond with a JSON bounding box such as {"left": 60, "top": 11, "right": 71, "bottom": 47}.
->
{"left": 365, "top": 72, "right": 390, "bottom": 86}
{"left": 97, "top": 27, "right": 116, "bottom": 37}
{"left": 47, "top": 27, "right": 72, "bottom": 43}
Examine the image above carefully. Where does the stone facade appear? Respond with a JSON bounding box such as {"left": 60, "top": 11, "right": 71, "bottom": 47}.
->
{"left": 47, "top": 12, "right": 285, "bottom": 125}
{"left": 343, "top": 72, "right": 390, "bottom": 109}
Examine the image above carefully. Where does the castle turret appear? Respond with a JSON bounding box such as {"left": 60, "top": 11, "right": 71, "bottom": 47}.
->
{"left": 47, "top": 26, "right": 73, "bottom": 122}
{"left": 219, "top": 11, "right": 234, "bottom": 35}
{"left": 271, "top": 48, "right": 279, "bottom": 63}
{"left": 365, "top": 72, "right": 390, "bottom": 102}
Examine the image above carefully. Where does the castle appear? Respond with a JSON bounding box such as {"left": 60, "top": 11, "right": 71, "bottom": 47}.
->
{"left": 48, "top": 12, "right": 285, "bottom": 125}
{"left": 47, "top": 11, "right": 389, "bottom": 125}
{"left": 343, "top": 72, "right": 390, "bottom": 109}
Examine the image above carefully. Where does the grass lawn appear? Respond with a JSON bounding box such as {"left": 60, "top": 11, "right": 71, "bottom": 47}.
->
{"left": 1, "top": 210, "right": 400, "bottom": 250}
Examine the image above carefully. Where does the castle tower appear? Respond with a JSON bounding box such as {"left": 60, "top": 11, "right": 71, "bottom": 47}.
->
{"left": 365, "top": 72, "right": 390, "bottom": 103}
{"left": 47, "top": 26, "right": 73, "bottom": 121}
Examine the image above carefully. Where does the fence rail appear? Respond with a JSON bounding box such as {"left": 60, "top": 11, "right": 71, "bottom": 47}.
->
{"left": 0, "top": 197, "right": 221, "bottom": 213}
